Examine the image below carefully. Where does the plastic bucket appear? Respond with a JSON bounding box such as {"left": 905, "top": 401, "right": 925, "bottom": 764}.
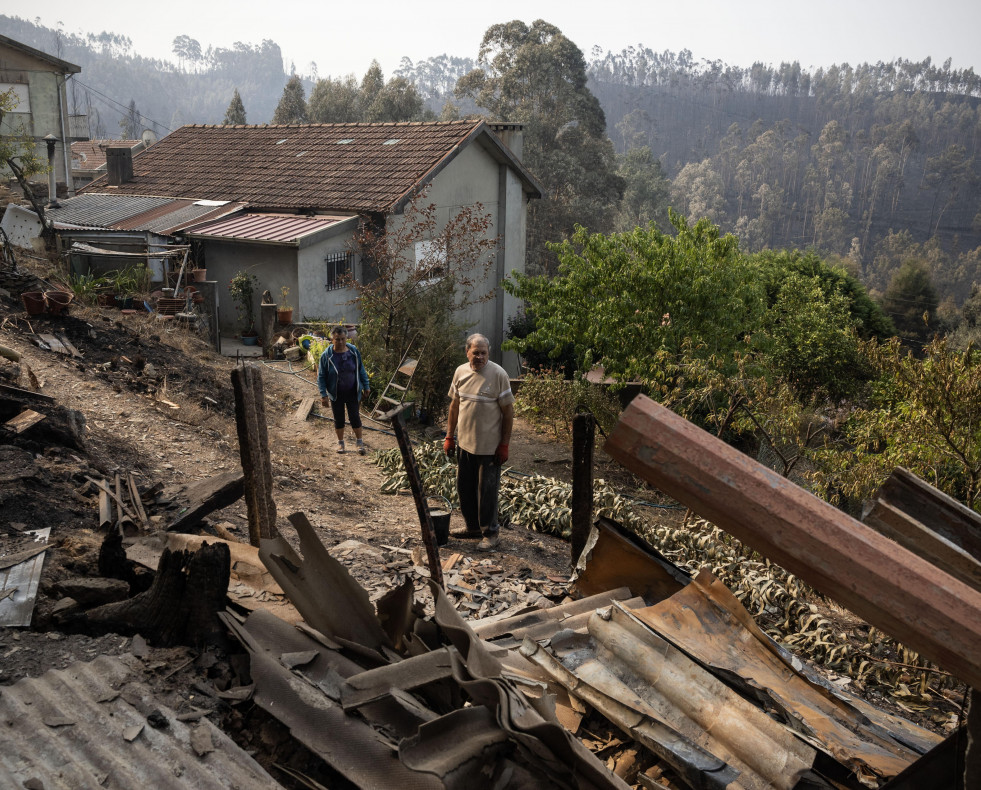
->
{"left": 21, "top": 291, "right": 45, "bottom": 315}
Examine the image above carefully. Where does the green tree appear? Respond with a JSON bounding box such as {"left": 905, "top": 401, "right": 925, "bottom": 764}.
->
{"left": 222, "top": 88, "right": 247, "bottom": 125}
{"left": 813, "top": 337, "right": 981, "bottom": 511}
{"left": 308, "top": 75, "right": 361, "bottom": 122}
{"left": 456, "top": 20, "right": 623, "bottom": 274}
{"left": 271, "top": 74, "right": 307, "bottom": 124}
{"left": 613, "top": 146, "right": 670, "bottom": 232}
{"left": 119, "top": 99, "right": 142, "bottom": 138}
{"left": 171, "top": 34, "right": 202, "bottom": 72}
{"left": 503, "top": 211, "right": 763, "bottom": 398}
{"left": 880, "top": 260, "right": 939, "bottom": 348}
{"left": 0, "top": 88, "right": 50, "bottom": 237}
{"left": 365, "top": 76, "right": 425, "bottom": 122}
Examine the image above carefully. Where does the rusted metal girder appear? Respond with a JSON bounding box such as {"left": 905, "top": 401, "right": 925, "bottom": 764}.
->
{"left": 605, "top": 395, "right": 981, "bottom": 691}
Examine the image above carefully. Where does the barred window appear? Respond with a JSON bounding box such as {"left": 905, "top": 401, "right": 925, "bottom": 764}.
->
{"left": 325, "top": 251, "right": 353, "bottom": 291}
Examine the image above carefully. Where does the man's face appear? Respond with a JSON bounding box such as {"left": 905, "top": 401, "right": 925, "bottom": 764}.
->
{"left": 331, "top": 332, "right": 347, "bottom": 350}
{"left": 467, "top": 341, "right": 489, "bottom": 371}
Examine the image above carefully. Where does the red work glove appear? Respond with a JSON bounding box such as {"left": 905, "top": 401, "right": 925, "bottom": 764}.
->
{"left": 443, "top": 436, "right": 456, "bottom": 456}
{"left": 494, "top": 443, "right": 509, "bottom": 465}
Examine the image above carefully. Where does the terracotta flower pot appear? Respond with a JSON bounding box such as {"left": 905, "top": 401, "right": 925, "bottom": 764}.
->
{"left": 191, "top": 269, "right": 207, "bottom": 282}
{"left": 21, "top": 291, "right": 45, "bottom": 315}
{"left": 43, "top": 290, "right": 73, "bottom": 315}
{"left": 277, "top": 309, "right": 293, "bottom": 325}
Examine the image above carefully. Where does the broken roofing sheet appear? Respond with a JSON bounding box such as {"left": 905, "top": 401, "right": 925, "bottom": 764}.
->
{"left": 0, "top": 527, "right": 50, "bottom": 627}
{"left": 0, "top": 653, "right": 277, "bottom": 789}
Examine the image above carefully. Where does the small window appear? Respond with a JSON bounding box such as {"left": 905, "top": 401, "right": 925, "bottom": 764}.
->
{"left": 383, "top": 138, "right": 401, "bottom": 145}
{"left": 325, "top": 251, "right": 353, "bottom": 291}
{"left": 335, "top": 138, "right": 354, "bottom": 144}
{"left": 296, "top": 150, "right": 307, "bottom": 157}
{"left": 414, "top": 240, "right": 446, "bottom": 282}
{"left": 275, "top": 138, "right": 288, "bottom": 145}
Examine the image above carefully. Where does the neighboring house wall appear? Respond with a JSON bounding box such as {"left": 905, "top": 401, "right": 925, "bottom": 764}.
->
{"left": 204, "top": 241, "right": 297, "bottom": 335}
{"left": 0, "top": 38, "right": 78, "bottom": 191}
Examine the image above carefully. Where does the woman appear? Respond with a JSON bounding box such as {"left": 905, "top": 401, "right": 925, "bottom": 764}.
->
{"left": 317, "top": 325, "right": 370, "bottom": 454}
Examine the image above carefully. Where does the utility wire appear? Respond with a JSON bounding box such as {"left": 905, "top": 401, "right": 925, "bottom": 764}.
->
{"left": 69, "top": 75, "right": 174, "bottom": 135}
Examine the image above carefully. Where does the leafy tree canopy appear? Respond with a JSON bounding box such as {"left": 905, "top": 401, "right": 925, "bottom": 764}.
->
{"left": 881, "top": 259, "right": 940, "bottom": 348}
{"left": 456, "top": 20, "right": 623, "bottom": 273}
{"left": 503, "top": 210, "right": 763, "bottom": 393}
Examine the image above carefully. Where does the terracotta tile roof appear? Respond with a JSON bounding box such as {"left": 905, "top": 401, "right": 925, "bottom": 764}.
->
{"left": 71, "top": 140, "right": 143, "bottom": 171}
{"left": 79, "top": 120, "right": 539, "bottom": 213}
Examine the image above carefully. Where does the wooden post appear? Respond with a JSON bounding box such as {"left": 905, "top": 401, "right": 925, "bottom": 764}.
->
{"left": 260, "top": 303, "right": 277, "bottom": 359}
{"left": 232, "top": 366, "right": 278, "bottom": 545}
{"left": 571, "top": 412, "right": 595, "bottom": 566}
{"left": 390, "top": 413, "right": 444, "bottom": 587}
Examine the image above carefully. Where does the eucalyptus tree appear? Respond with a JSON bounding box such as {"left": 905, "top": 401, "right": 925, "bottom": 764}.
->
{"left": 456, "top": 20, "right": 623, "bottom": 273}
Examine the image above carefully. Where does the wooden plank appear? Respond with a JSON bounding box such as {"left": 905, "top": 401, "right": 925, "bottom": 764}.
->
{"left": 167, "top": 471, "right": 245, "bottom": 533}
{"left": 127, "top": 472, "right": 149, "bottom": 530}
{"left": 605, "top": 394, "right": 981, "bottom": 691}
{"left": 0, "top": 383, "right": 55, "bottom": 401}
{"left": 875, "top": 467, "right": 981, "bottom": 563}
{"left": 4, "top": 409, "right": 44, "bottom": 434}
{"left": 37, "top": 334, "right": 67, "bottom": 354}
{"left": 571, "top": 412, "right": 594, "bottom": 565}
{"left": 231, "top": 367, "right": 278, "bottom": 544}
{"left": 294, "top": 396, "right": 316, "bottom": 422}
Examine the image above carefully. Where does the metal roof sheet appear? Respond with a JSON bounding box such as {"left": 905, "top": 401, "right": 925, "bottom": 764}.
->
{"left": 0, "top": 654, "right": 278, "bottom": 789}
{"left": 48, "top": 194, "right": 246, "bottom": 235}
{"left": 186, "top": 212, "right": 352, "bottom": 244}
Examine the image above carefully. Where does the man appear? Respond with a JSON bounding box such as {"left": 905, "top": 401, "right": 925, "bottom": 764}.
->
{"left": 318, "top": 325, "right": 370, "bottom": 454}
{"left": 443, "top": 333, "right": 514, "bottom": 551}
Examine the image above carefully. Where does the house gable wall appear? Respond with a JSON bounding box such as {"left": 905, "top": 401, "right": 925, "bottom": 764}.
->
{"left": 385, "top": 140, "right": 527, "bottom": 374}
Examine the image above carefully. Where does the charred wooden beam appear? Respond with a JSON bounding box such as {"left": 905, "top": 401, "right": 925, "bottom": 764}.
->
{"left": 231, "top": 366, "right": 277, "bottom": 545}
{"left": 167, "top": 472, "right": 245, "bottom": 533}
{"left": 605, "top": 394, "right": 981, "bottom": 691}
{"left": 571, "top": 412, "right": 595, "bottom": 565}
{"left": 389, "top": 413, "right": 444, "bottom": 587}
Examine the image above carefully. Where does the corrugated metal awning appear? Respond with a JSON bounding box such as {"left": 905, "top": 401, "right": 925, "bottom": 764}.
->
{"left": 185, "top": 212, "right": 354, "bottom": 245}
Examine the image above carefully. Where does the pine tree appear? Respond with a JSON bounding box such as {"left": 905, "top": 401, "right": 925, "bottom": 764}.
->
{"left": 271, "top": 75, "right": 307, "bottom": 124}
{"left": 222, "top": 89, "right": 247, "bottom": 125}
{"left": 119, "top": 99, "right": 142, "bottom": 139}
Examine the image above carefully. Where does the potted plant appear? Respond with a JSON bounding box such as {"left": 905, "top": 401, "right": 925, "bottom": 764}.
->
{"left": 230, "top": 269, "right": 259, "bottom": 343}
{"left": 277, "top": 286, "right": 293, "bottom": 325}
{"left": 190, "top": 265, "right": 207, "bottom": 282}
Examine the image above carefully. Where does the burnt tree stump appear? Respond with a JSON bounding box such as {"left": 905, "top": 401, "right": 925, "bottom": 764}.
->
{"left": 82, "top": 541, "right": 230, "bottom": 648}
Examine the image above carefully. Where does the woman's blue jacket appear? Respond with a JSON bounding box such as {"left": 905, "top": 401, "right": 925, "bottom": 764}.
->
{"left": 317, "top": 343, "right": 370, "bottom": 401}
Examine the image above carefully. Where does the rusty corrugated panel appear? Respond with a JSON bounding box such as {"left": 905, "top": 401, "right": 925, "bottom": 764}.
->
{"left": 186, "top": 213, "right": 348, "bottom": 244}
{"left": 522, "top": 603, "right": 820, "bottom": 790}
{"left": 0, "top": 654, "right": 279, "bottom": 789}
{"left": 113, "top": 200, "right": 247, "bottom": 234}
{"left": 604, "top": 395, "right": 981, "bottom": 690}
{"left": 632, "top": 570, "right": 938, "bottom": 780}
{"left": 573, "top": 516, "right": 689, "bottom": 601}
{"left": 48, "top": 193, "right": 177, "bottom": 229}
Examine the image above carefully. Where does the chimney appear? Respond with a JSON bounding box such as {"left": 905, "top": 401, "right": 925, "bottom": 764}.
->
{"left": 489, "top": 123, "right": 523, "bottom": 160}
{"left": 106, "top": 146, "right": 134, "bottom": 186}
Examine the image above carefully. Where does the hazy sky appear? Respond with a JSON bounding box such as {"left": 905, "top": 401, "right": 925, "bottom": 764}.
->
{"left": 6, "top": 0, "right": 980, "bottom": 79}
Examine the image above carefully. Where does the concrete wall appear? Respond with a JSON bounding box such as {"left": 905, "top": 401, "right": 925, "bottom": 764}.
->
{"left": 204, "top": 230, "right": 361, "bottom": 335}
{"left": 0, "top": 44, "right": 73, "bottom": 187}
{"left": 386, "top": 139, "right": 529, "bottom": 375}
{"left": 297, "top": 232, "right": 360, "bottom": 325}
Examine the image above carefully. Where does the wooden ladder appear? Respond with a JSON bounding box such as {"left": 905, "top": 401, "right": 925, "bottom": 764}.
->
{"left": 372, "top": 353, "right": 418, "bottom": 419}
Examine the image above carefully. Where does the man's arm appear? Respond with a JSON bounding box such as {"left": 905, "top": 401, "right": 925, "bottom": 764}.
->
{"left": 500, "top": 402, "right": 513, "bottom": 445}
{"left": 446, "top": 396, "right": 460, "bottom": 438}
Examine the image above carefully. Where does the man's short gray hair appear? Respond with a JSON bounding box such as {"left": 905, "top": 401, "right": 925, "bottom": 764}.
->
{"left": 330, "top": 325, "right": 348, "bottom": 337}
{"left": 466, "top": 333, "right": 490, "bottom": 351}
